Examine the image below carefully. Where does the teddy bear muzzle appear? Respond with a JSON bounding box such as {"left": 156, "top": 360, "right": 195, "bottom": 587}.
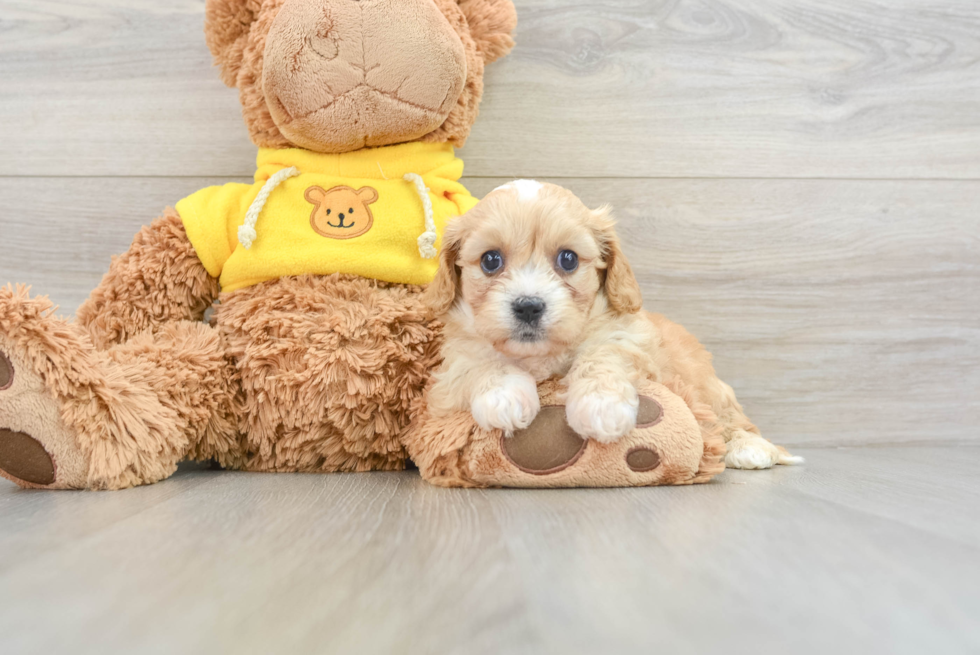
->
{"left": 263, "top": 0, "right": 468, "bottom": 153}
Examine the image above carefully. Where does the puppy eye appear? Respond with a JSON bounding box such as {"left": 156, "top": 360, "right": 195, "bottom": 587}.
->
{"left": 557, "top": 249, "right": 579, "bottom": 273}
{"left": 326, "top": 209, "right": 331, "bottom": 215}
{"left": 480, "top": 250, "right": 504, "bottom": 275}
{"left": 349, "top": 208, "right": 354, "bottom": 213}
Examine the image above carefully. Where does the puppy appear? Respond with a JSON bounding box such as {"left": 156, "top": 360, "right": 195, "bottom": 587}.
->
{"left": 423, "top": 180, "right": 801, "bottom": 469}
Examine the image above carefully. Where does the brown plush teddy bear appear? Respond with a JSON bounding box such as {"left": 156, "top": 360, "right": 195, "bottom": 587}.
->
{"left": 0, "top": 0, "right": 517, "bottom": 490}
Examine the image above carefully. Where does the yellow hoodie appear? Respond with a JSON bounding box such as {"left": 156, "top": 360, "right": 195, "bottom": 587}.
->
{"left": 175, "top": 142, "right": 478, "bottom": 293}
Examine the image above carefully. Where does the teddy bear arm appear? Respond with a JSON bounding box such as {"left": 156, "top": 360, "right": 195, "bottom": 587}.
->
{"left": 77, "top": 208, "right": 219, "bottom": 350}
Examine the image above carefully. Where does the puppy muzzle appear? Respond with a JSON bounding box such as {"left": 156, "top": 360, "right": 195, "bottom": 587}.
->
{"left": 511, "top": 296, "right": 547, "bottom": 342}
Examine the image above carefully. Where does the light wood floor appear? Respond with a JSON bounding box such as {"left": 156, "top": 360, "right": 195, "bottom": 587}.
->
{"left": 1, "top": 0, "right": 979, "bottom": 652}
{"left": 0, "top": 446, "right": 978, "bottom": 654}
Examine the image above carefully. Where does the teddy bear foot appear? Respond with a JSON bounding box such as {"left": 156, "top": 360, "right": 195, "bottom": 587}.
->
{"left": 408, "top": 379, "right": 726, "bottom": 488}
{"left": 500, "top": 395, "right": 667, "bottom": 476}
{"left": 0, "top": 347, "right": 88, "bottom": 490}
{"left": 495, "top": 389, "right": 701, "bottom": 486}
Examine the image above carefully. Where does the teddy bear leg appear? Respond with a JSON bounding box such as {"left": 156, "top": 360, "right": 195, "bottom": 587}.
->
{"left": 106, "top": 320, "right": 243, "bottom": 473}
{"left": 76, "top": 208, "right": 219, "bottom": 350}
{"left": 217, "top": 275, "right": 439, "bottom": 473}
{"left": 0, "top": 287, "right": 238, "bottom": 489}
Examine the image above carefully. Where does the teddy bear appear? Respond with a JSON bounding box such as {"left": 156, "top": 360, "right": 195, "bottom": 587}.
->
{"left": 0, "top": 0, "right": 518, "bottom": 490}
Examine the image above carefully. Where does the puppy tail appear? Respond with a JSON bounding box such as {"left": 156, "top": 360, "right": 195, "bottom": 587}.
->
{"left": 776, "top": 445, "right": 805, "bottom": 466}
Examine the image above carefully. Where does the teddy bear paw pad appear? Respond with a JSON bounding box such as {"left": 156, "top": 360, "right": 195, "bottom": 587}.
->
{"left": 0, "top": 351, "right": 12, "bottom": 390}
{"left": 635, "top": 395, "right": 663, "bottom": 427}
{"left": 0, "top": 344, "right": 89, "bottom": 489}
{"left": 625, "top": 446, "right": 661, "bottom": 472}
{"left": 0, "top": 429, "right": 55, "bottom": 486}
{"left": 502, "top": 406, "right": 587, "bottom": 474}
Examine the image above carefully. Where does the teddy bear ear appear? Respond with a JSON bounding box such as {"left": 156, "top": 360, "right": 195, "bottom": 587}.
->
{"left": 457, "top": 0, "right": 518, "bottom": 64}
{"left": 204, "top": 0, "right": 261, "bottom": 87}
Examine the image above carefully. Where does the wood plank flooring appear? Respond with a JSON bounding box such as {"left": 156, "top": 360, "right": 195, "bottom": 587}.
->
{"left": 0, "top": 446, "right": 977, "bottom": 655}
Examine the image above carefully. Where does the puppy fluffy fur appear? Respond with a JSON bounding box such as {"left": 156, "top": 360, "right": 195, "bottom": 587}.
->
{"left": 423, "top": 180, "right": 801, "bottom": 469}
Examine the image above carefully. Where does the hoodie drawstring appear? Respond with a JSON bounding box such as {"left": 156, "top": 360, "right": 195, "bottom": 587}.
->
{"left": 404, "top": 173, "right": 438, "bottom": 259}
{"left": 239, "top": 167, "right": 438, "bottom": 260}
{"left": 239, "top": 167, "right": 300, "bottom": 249}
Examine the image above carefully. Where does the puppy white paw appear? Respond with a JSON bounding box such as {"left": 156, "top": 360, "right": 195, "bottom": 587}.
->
{"left": 471, "top": 374, "right": 541, "bottom": 433}
{"left": 725, "top": 433, "right": 804, "bottom": 469}
{"left": 565, "top": 392, "right": 638, "bottom": 443}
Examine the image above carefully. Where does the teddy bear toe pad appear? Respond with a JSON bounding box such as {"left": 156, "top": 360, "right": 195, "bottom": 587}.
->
{"left": 0, "top": 350, "right": 12, "bottom": 390}
{"left": 625, "top": 446, "right": 662, "bottom": 473}
{"left": 636, "top": 396, "right": 663, "bottom": 427}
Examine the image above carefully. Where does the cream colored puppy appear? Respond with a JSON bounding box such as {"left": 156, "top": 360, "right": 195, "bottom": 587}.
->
{"left": 424, "top": 180, "right": 801, "bottom": 469}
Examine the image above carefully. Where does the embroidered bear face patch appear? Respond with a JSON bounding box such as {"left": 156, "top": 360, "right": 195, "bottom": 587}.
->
{"left": 305, "top": 185, "right": 378, "bottom": 239}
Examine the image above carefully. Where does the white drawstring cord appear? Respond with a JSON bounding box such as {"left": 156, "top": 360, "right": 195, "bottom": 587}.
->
{"left": 239, "top": 167, "right": 437, "bottom": 258}
{"left": 239, "top": 167, "right": 300, "bottom": 249}
{"left": 404, "top": 173, "right": 437, "bottom": 259}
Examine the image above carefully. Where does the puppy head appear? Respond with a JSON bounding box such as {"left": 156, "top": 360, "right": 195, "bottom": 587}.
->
{"left": 425, "top": 180, "right": 642, "bottom": 359}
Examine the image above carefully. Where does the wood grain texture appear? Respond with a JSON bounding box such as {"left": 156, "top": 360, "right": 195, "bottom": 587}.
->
{"left": 2, "top": 3, "right": 978, "bottom": 653}
{"left": 2, "top": 0, "right": 979, "bottom": 178}
{"left": 2, "top": 176, "right": 976, "bottom": 447}
{"left": 0, "top": 447, "right": 978, "bottom": 655}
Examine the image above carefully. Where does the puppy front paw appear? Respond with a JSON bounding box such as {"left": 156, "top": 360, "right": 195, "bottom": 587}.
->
{"left": 471, "top": 374, "right": 541, "bottom": 433}
{"left": 565, "top": 392, "right": 638, "bottom": 443}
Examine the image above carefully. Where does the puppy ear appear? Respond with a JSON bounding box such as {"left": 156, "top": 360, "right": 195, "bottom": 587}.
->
{"left": 457, "top": 0, "right": 518, "bottom": 64}
{"left": 592, "top": 206, "right": 643, "bottom": 315}
{"left": 423, "top": 220, "right": 466, "bottom": 316}
{"left": 205, "top": 0, "right": 260, "bottom": 87}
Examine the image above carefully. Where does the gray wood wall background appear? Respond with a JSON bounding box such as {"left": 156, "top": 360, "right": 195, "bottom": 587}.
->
{"left": 1, "top": 0, "right": 977, "bottom": 448}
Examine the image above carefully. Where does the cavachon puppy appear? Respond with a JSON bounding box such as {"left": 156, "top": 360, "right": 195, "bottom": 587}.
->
{"left": 422, "top": 180, "right": 801, "bottom": 469}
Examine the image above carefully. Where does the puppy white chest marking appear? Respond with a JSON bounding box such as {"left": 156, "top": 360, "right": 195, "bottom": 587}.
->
{"left": 495, "top": 179, "right": 544, "bottom": 202}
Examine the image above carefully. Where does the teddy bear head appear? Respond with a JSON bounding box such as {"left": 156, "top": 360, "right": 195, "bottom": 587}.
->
{"left": 204, "top": 0, "right": 517, "bottom": 153}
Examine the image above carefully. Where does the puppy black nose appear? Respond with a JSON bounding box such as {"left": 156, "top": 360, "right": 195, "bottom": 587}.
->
{"left": 512, "top": 297, "right": 546, "bottom": 325}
